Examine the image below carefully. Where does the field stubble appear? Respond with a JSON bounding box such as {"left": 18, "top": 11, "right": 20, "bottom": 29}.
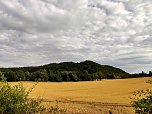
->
{"left": 11, "top": 77, "right": 151, "bottom": 114}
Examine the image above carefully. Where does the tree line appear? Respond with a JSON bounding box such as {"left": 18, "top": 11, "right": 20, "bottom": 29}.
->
{"left": 0, "top": 60, "right": 151, "bottom": 82}
{"left": 131, "top": 71, "right": 152, "bottom": 78}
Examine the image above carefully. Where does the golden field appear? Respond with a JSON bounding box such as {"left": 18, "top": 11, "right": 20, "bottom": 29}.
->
{"left": 11, "top": 77, "right": 152, "bottom": 114}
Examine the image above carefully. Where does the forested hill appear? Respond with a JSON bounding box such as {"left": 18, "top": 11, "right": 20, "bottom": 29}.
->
{"left": 0, "top": 60, "right": 130, "bottom": 82}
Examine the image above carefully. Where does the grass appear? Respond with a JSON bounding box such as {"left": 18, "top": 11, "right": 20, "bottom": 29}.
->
{"left": 10, "top": 77, "right": 151, "bottom": 114}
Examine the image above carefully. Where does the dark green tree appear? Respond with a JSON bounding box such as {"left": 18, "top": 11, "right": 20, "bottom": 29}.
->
{"left": 47, "top": 70, "right": 55, "bottom": 81}
{"left": 5, "top": 70, "right": 17, "bottom": 82}
{"left": 61, "top": 71, "right": 70, "bottom": 81}
{"left": 54, "top": 72, "right": 62, "bottom": 82}
{"left": 15, "top": 70, "right": 26, "bottom": 81}
{"left": 149, "top": 71, "right": 152, "bottom": 76}
{"left": 25, "top": 71, "right": 31, "bottom": 81}
{"left": 68, "top": 72, "right": 78, "bottom": 82}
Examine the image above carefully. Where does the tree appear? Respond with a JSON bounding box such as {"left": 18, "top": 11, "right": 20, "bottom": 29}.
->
{"left": 90, "top": 73, "right": 97, "bottom": 81}
{"left": 60, "top": 71, "right": 70, "bottom": 81}
{"left": 31, "top": 71, "right": 39, "bottom": 81}
{"left": 77, "top": 70, "right": 90, "bottom": 81}
{"left": 39, "top": 70, "right": 48, "bottom": 82}
{"left": 25, "top": 71, "right": 31, "bottom": 81}
{"left": 142, "top": 71, "right": 145, "bottom": 75}
{"left": 54, "top": 72, "right": 62, "bottom": 82}
{"left": 48, "top": 70, "right": 55, "bottom": 81}
{"left": 15, "top": 70, "right": 26, "bottom": 81}
{"left": 149, "top": 71, "right": 152, "bottom": 76}
{"left": 68, "top": 72, "right": 78, "bottom": 82}
{"left": 107, "top": 73, "right": 114, "bottom": 79}
{"left": 5, "top": 70, "right": 17, "bottom": 82}
{"left": 31, "top": 70, "right": 48, "bottom": 82}
{"left": 96, "top": 71, "right": 104, "bottom": 80}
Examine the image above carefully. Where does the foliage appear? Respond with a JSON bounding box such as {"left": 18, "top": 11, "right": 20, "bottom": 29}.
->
{"left": 0, "top": 81, "right": 67, "bottom": 114}
{"left": 48, "top": 103, "right": 67, "bottom": 114}
{"left": 31, "top": 70, "right": 48, "bottom": 81}
{"left": 0, "top": 82, "right": 45, "bottom": 114}
{"left": 146, "top": 79, "right": 152, "bottom": 84}
{"left": 130, "top": 78, "right": 152, "bottom": 114}
{"left": 0, "top": 71, "right": 6, "bottom": 82}
{"left": 0, "top": 60, "right": 131, "bottom": 82}
{"left": 4, "top": 70, "right": 17, "bottom": 82}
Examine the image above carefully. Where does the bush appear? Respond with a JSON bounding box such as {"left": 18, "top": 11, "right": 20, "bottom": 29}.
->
{"left": 0, "top": 71, "right": 67, "bottom": 114}
{"left": 0, "top": 82, "right": 45, "bottom": 114}
{"left": 0, "top": 82, "right": 67, "bottom": 114}
{"left": 0, "top": 71, "right": 6, "bottom": 82}
{"left": 48, "top": 103, "right": 67, "bottom": 114}
{"left": 130, "top": 78, "right": 152, "bottom": 114}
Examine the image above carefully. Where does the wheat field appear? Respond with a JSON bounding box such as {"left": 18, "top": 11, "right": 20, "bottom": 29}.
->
{"left": 11, "top": 77, "right": 151, "bottom": 114}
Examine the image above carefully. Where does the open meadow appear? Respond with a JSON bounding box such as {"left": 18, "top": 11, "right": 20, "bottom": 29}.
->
{"left": 11, "top": 77, "right": 152, "bottom": 114}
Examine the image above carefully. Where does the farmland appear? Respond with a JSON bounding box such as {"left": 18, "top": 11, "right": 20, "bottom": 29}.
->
{"left": 11, "top": 77, "right": 151, "bottom": 114}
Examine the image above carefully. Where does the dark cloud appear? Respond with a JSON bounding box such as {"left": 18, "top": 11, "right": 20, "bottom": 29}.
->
{"left": 0, "top": 0, "right": 152, "bottom": 73}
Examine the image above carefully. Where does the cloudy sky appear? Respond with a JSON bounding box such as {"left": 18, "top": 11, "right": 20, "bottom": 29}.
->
{"left": 0, "top": 0, "right": 152, "bottom": 73}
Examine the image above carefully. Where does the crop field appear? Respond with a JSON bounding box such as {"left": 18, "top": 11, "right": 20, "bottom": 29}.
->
{"left": 11, "top": 77, "right": 151, "bottom": 114}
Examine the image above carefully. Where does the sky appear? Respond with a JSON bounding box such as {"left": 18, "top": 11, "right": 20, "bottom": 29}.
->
{"left": 0, "top": 0, "right": 152, "bottom": 73}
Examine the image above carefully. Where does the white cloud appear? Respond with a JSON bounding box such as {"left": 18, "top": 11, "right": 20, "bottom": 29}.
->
{"left": 0, "top": 0, "right": 152, "bottom": 73}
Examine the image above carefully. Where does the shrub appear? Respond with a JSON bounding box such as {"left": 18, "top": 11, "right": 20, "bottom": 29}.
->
{"left": 0, "top": 82, "right": 45, "bottom": 114}
{"left": 130, "top": 78, "right": 152, "bottom": 114}
{"left": 48, "top": 103, "right": 67, "bottom": 114}
{"left": 0, "top": 71, "right": 6, "bottom": 82}
{"left": 0, "top": 82, "right": 67, "bottom": 114}
{"left": 0, "top": 71, "right": 67, "bottom": 114}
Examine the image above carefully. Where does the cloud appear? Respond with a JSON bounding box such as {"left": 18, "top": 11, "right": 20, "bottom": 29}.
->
{"left": 0, "top": 0, "right": 152, "bottom": 73}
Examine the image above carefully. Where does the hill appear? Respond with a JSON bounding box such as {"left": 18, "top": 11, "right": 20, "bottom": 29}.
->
{"left": 0, "top": 60, "right": 130, "bottom": 82}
